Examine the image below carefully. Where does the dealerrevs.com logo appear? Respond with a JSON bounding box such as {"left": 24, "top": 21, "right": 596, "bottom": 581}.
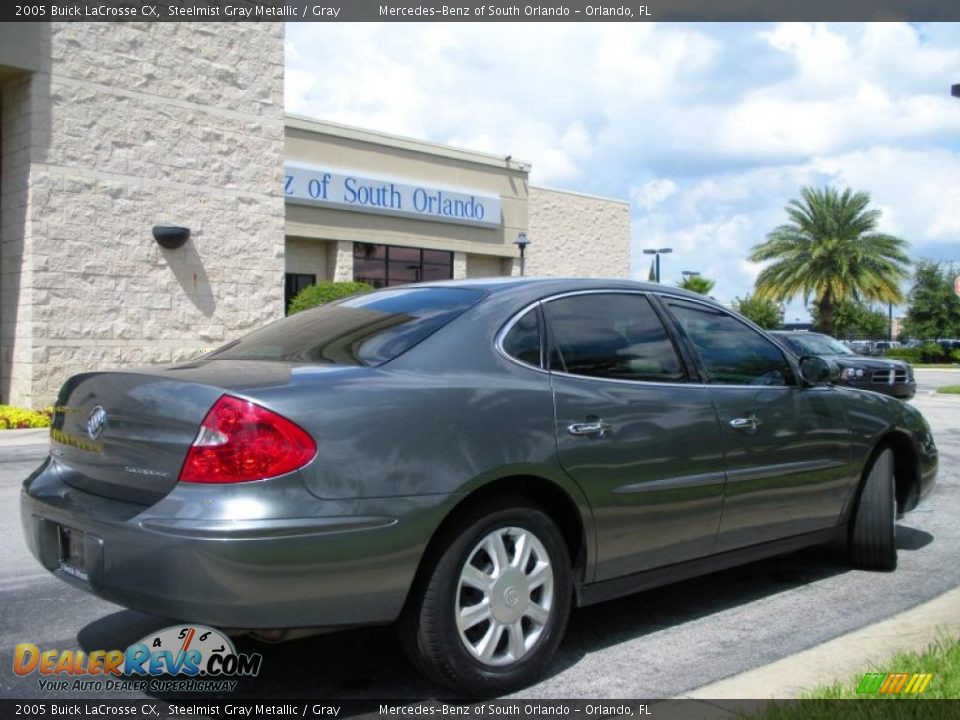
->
{"left": 13, "top": 625, "right": 263, "bottom": 693}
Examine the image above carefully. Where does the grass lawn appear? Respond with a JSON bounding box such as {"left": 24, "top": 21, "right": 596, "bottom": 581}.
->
{"left": 937, "top": 386, "right": 960, "bottom": 395}
{"left": 911, "top": 364, "right": 960, "bottom": 369}
{"left": 747, "top": 635, "right": 960, "bottom": 719}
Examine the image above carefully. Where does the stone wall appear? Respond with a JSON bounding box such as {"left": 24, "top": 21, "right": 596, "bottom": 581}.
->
{"left": 0, "top": 74, "right": 37, "bottom": 407}
{"left": 0, "top": 23, "right": 286, "bottom": 407}
{"left": 527, "top": 186, "right": 630, "bottom": 279}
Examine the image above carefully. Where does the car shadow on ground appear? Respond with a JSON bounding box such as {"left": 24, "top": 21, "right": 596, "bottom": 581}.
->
{"left": 75, "top": 527, "right": 932, "bottom": 708}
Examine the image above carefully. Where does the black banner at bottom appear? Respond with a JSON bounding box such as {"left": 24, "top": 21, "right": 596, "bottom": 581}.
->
{"left": 1, "top": 699, "right": 956, "bottom": 720}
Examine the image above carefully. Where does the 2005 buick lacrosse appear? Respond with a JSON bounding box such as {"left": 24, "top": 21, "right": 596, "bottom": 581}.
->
{"left": 22, "top": 278, "right": 937, "bottom": 694}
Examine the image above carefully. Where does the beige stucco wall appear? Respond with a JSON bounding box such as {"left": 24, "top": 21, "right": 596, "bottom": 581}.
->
{"left": 285, "top": 237, "right": 330, "bottom": 281}
{"left": 466, "top": 253, "right": 510, "bottom": 279}
{"left": 527, "top": 186, "right": 631, "bottom": 278}
{"left": 0, "top": 23, "right": 286, "bottom": 407}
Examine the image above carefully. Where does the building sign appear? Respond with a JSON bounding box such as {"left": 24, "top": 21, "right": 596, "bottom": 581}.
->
{"left": 284, "top": 161, "right": 501, "bottom": 229}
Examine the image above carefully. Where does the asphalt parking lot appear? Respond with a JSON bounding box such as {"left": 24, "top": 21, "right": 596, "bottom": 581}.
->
{"left": 1, "top": 380, "right": 958, "bottom": 701}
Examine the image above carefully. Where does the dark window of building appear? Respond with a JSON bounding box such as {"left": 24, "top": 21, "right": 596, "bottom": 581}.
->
{"left": 543, "top": 293, "right": 685, "bottom": 383}
{"left": 502, "top": 308, "right": 542, "bottom": 367}
{"left": 207, "top": 287, "right": 486, "bottom": 367}
{"left": 284, "top": 273, "right": 316, "bottom": 314}
{"left": 353, "top": 243, "right": 453, "bottom": 288}
{"left": 667, "top": 300, "right": 795, "bottom": 386}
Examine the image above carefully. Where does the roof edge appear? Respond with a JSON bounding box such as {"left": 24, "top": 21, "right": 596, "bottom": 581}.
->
{"left": 530, "top": 184, "right": 631, "bottom": 206}
{"left": 285, "top": 114, "right": 532, "bottom": 173}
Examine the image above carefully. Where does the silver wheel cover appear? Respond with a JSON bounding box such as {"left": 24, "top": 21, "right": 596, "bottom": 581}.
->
{"left": 455, "top": 526, "right": 555, "bottom": 667}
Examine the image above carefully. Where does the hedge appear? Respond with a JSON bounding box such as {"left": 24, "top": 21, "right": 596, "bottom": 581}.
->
{"left": 885, "top": 344, "right": 960, "bottom": 364}
{"left": 288, "top": 281, "right": 375, "bottom": 314}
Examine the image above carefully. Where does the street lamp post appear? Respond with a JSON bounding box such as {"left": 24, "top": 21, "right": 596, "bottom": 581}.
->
{"left": 642, "top": 247, "right": 673, "bottom": 283}
{"left": 514, "top": 232, "right": 531, "bottom": 276}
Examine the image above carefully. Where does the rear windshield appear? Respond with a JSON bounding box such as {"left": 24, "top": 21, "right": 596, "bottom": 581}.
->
{"left": 206, "top": 287, "right": 485, "bottom": 366}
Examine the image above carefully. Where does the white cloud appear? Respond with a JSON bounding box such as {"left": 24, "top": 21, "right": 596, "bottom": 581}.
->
{"left": 630, "top": 179, "right": 678, "bottom": 210}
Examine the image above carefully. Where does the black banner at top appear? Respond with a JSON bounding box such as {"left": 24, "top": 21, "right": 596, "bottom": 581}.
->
{"left": 4, "top": 0, "right": 960, "bottom": 22}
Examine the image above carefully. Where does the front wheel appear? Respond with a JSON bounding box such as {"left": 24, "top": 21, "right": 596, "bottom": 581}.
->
{"left": 849, "top": 447, "right": 897, "bottom": 570}
{"left": 400, "top": 501, "right": 573, "bottom": 695}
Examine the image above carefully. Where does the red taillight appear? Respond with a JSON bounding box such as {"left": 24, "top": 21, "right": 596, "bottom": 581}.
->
{"left": 178, "top": 395, "right": 316, "bottom": 484}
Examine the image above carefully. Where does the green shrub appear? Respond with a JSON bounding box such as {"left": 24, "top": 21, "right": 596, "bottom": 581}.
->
{"left": 920, "top": 343, "right": 950, "bottom": 363}
{"left": 288, "top": 281, "right": 374, "bottom": 314}
{"left": 0, "top": 405, "right": 52, "bottom": 429}
{"left": 886, "top": 344, "right": 954, "bottom": 364}
{"left": 884, "top": 348, "right": 923, "bottom": 363}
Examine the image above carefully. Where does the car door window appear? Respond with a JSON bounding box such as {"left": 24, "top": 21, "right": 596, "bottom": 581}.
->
{"left": 667, "top": 300, "right": 795, "bottom": 386}
{"left": 543, "top": 293, "right": 685, "bottom": 382}
{"left": 501, "top": 308, "right": 542, "bottom": 367}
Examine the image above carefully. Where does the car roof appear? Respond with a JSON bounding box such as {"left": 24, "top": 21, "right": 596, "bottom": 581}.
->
{"left": 415, "top": 276, "right": 713, "bottom": 303}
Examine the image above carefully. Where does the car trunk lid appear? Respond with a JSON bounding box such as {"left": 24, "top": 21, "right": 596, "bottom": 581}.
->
{"left": 49, "top": 360, "right": 322, "bottom": 505}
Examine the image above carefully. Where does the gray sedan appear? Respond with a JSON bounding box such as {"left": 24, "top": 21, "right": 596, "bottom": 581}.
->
{"left": 21, "top": 278, "right": 937, "bottom": 695}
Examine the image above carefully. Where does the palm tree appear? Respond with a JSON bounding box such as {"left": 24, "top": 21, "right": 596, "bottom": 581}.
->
{"left": 750, "top": 187, "right": 910, "bottom": 336}
{"left": 677, "top": 275, "right": 715, "bottom": 296}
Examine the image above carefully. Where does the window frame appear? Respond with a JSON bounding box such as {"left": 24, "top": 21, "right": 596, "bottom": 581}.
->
{"left": 495, "top": 301, "right": 546, "bottom": 372}
{"left": 284, "top": 272, "right": 317, "bottom": 315}
{"left": 353, "top": 242, "right": 454, "bottom": 288}
{"left": 495, "top": 290, "right": 694, "bottom": 386}
{"left": 655, "top": 292, "right": 800, "bottom": 389}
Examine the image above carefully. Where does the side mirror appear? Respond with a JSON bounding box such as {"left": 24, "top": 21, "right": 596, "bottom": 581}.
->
{"left": 798, "top": 355, "right": 836, "bottom": 385}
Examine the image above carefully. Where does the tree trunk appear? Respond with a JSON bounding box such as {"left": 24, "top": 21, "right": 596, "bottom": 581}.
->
{"left": 817, "top": 294, "right": 835, "bottom": 336}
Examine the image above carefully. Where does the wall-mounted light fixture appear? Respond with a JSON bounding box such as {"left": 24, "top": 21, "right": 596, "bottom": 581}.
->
{"left": 152, "top": 225, "right": 190, "bottom": 249}
{"left": 514, "top": 232, "right": 531, "bottom": 276}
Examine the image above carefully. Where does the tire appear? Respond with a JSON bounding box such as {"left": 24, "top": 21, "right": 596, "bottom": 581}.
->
{"left": 399, "top": 499, "right": 573, "bottom": 696}
{"left": 849, "top": 447, "right": 897, "bottom": 570}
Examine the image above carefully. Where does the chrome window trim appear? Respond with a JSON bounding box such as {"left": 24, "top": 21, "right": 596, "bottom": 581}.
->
{"left": 494, "top": 289, "right": 699, "bottom": 388}
{"left": 494, "top": 299, "right": 548, "bottom": 375}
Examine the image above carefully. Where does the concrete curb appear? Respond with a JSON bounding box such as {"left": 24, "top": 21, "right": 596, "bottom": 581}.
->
{"left": 0, "top": 428, "right": 50, "bottom": 447}
{"left": 679, "top": 585, "right": 960, "bottom": 702}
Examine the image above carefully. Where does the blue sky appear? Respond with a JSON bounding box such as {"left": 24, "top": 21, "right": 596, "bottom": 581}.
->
{"left": 285, "top": 22, "right": 960, "bottom": 320}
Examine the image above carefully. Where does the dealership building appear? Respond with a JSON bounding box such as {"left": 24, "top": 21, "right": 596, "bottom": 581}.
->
{"left": 0, "top": 23, "right": 630, "bottom": 408}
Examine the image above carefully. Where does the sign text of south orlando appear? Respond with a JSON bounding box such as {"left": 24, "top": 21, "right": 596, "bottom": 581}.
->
{"left": 284, "top": 162, "right": 501, "bottom": 228}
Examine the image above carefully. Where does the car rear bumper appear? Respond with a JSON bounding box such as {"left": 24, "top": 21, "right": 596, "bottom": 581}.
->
{"left": 21, "top": 458, "right": 454, "bottom": 629}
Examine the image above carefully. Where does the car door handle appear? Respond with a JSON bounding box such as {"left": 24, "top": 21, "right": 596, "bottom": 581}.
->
{"left": 567, "top": 419, "right": 611, "bottom": 438}
{"left": 729, "top": 414, "right": 761, "bottom": 433}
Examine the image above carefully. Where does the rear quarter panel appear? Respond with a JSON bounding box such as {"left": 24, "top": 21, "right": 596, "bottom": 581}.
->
{"left": 244, "top": 292, "right": 577, "bottom": 503}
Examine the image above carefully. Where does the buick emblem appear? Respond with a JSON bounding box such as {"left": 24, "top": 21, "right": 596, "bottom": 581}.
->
{"left": 86, "top": 406, "right": 107, "bottom": 440}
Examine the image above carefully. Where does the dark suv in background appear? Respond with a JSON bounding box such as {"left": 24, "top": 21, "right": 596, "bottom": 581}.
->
{"left": 772, "top": 331, "right": 916, "bottom": 400}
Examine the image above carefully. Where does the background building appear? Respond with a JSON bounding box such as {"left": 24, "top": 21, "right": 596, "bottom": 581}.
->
{"left": 1, "top": 23, "right": 630, "bottom": 408}
{"left": 283, "top": 116, "right": 629, "bottom": 301}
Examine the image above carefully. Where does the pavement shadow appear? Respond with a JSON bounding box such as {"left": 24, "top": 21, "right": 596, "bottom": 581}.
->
{"left": 74, "top": 541, "right": 859, "bottom": 709}
{"left": 896, "top": 525, "right": 934, "bottom": 551}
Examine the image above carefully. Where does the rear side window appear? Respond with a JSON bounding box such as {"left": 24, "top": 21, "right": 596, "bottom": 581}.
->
{"left": 667, "top": 300, "right": 795, "bottom": 386}
{"left": 207, "top": 287, "right": 485, "bottom": 367}
{"left": 502, "top": 308, "right": 542, "bottom": 367}
{"left": 543, "top": 293, "right": 685, "bottom": 382}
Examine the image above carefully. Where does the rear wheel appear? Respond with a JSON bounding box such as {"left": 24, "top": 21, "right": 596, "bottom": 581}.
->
{"left": 849, "top": 447, "right": 897, "bottom": 570}
{"left": 400, "top": 501, "right": 572, "bottom": 695}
